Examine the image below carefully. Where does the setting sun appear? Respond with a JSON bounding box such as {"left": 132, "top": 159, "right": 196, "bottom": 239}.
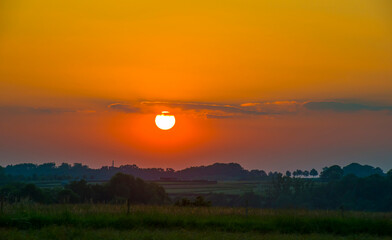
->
{"left": 155, "top": 111, "right": 176, "bottom": 130}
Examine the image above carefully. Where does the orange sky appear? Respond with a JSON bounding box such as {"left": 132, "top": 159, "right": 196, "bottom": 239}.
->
{"left": 0, "top": 0, "right": 392, "bottom": 171}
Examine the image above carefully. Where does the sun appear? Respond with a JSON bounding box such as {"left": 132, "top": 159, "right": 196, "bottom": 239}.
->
{"left": 155, "top": 111, "right": 175, "bottom": 130}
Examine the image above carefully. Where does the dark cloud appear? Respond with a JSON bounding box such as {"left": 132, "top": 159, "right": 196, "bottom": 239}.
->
{"left": 304, "top": 102, "right": 392, "bottom": 112}
{"left": 107, "top": 103, "right": 141, "bottom": 113}
{"left": 4, "top": 100, "right": 391, "bottom": 118}
{"left": 206, "top": 114, "right": 233, "bottom": 119}
{"left": 141, "top": 101, "right": 269, "bottom": 116}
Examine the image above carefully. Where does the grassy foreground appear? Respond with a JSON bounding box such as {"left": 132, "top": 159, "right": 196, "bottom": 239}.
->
{"left": 0, "top": 204, "right": 391, "bottom": 238}
{"left": 1, "top": 227, "right": 391, "bottom": 240}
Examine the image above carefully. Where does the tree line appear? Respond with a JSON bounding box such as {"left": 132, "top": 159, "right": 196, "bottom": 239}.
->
{"left": 0, "top": 173, "right": 168, "bottom": 205}
{"left": 1, "top": 167, "right": 392, "bottom": 211}
{"left": 197, "top": 169, "right": 392, "bottom": 212}
{"left": 1, "top": 162, "right": 386, "bottom": 183}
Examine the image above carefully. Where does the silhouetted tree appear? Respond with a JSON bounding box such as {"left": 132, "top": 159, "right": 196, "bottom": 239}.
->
{"left": 320, "top": 165, "right": 344, "bottom": 181}
{"left": 387, "top": 169, "right": 392, "bottom": 178}
{"left": 193, "top": 196, "right": 211, "bottom": 207}
{"left": 293, "top": 170, "right": 303, "bottom": 178}
{"left": 343, "top": 163, "right": 385, "bottom": 177}
{"left": 285, "top": 171, "right": 291, "bottom": 177}
{"left": 66, "top": 179, "right": 92, "bottom": 202}
{"left": 20, "top": 184, "right": 46, "bottom": 203}
{"left": 175, "top": 196, "right": 211, "bottom": 207}
{"left": 0, "top": 166, "right": 5, "bottom": 181}
{"left": 108, "top": 172, "right": 167, "bottom": 204}
{"left": 175, "top": 198, "right": 192, "bottom": 207}
{"left": 57, "top": 189, "right": 80, "bottom": 203}
{"left": 310, "top": 168, "right": 318, "bottom": 178}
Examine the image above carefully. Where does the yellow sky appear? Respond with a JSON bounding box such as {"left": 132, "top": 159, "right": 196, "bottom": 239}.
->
{"left": 1, "top": 0, "right": 391, "bottom": 105}
{"left": 1, "top": 0, "right": 392, "bottom": 170}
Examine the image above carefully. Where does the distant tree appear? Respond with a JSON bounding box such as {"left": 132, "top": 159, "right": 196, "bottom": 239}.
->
{"left": 108, "top": 172, "right": 167, "bottom": 204}
{"left": 0, "top": 166, "right": 5, "bottom": 181}
{"left": 166, "top": 168, "right": 175, "bottom": 173}
{"left": 59, "top": 163, "right": 71, "bottom": 170}
{"left": 175, "top": 196, "right": 211, "bottom": 207}
{"left": 303, "top": 170, "right": 309, "bottom": 178}
{"left": 57, "top": 189, "right": 80, "bottom": 203}
{"left": 67, "top": 179, "right": 92, "bottom": 202}
{"left": 175, "top": 198, "right": 192, "bottom": 207}
{"left": 90, "top": 184, "right": 110, "bottom": 203}
{"left": 20, "top": 184, "right": 46, "bottom": 203}
{"left": 193, "top": 196, "right": 211, "bottom": 207}
{"left": 387, "top": 169, "right": 392, "bottom": 178}
{"left": 343, "top": 163, "right": 385, "bottom": 177}
{"left": 38, "top": 162, "right": 55, "bottom": 170}
{"left": 310, "top": 168, "right": 318, "bottom": 178}
{"left": 73, "top": 163, "right": 83, "bottom": 169}
{"left": 320, "top": 165, "right": 344, "bottom": 181}
{"left": 285, "top": 171, "right": 291, "bottom": 177}
{"left": 293, "top": 170, "right": 303, "bottom": 178}
{"left": 108, "top": 172, "right": 136, "bottom": 201}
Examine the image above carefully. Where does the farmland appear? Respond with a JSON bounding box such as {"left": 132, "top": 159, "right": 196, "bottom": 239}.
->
{"left": 26, "top": 179, "right": 272, "bottom": 197}
{"left": 157, "top": 180, "right": 269, "bottom": 196}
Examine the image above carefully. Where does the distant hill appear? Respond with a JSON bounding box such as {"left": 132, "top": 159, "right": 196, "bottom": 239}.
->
{"left": 176, "top": 163, "right": 248, "bottom": 180}
{"left": 1, "top": 162, "right": 272, "bottom": 182}
{"left": 343, "top": 163, "right": 385, "bottom": 177}
{"left": 1, "top": 161, "right": 387, "bottom": 182}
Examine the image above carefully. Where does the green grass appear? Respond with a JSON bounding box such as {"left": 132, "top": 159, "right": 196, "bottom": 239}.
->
{"left": 0, "top": 204, "right": 391, "bottom": 237}
{"left": 1, "top": 227, "right": 391, "bottom": 240}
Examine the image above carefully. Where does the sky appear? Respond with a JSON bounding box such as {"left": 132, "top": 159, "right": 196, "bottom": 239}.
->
{"left": 0, "top": 0, "right": 392, "bottom": 172}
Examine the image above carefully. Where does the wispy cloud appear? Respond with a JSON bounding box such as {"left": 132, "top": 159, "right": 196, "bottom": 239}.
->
{"left": 137, "top": 100, "right": 392, "bottom": 117}
{"left": 303, "top": 102, "right": 392, "bottom": 112}
{"left": 139, "top": 101, "right": 280, "bottom": 118}
{"left": 240, "top": 103, "right": 260, "bottom": 107}
{"left": 3, "top": 100, "right": 391, "bottom": 118}
{"left": 107, "top": 103, "right": 141, "bottom": 113}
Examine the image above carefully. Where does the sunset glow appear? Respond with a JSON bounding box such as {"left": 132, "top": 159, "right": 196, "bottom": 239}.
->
{"left": 0, "top": 0, "right": 391, "bottom": 171}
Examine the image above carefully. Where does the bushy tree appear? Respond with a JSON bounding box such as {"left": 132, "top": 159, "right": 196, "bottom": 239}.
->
{"left": 293, "top": 170, "right": 303, "bottom": 178}
{"left": 0, "top": 166, "right": 6, "bottom": 181}
{"left": 57, "top": 189, "right": 80, "bottom": 203}
{"left": 193, "top": 196, "right": 211, "bottom": 207}
{"left": 20, "top": 184, "right": 46, "bottom": 203}
{"left": 320, "top": 165, "right": 344, "bottom": 181}
{"left": 66, "top": 179, "right": 92, "bottom": 202}
{"left": 310, "top": 168, "right": 318, "bottom": 178}
{"left": 387, "top": 169, "right": 392, "bottom": 178}
{"left": 108, "top": 172, "right": 168, "bottom": 204}
{"left": 175, "top": 196, "right": 211, "bottom": 207}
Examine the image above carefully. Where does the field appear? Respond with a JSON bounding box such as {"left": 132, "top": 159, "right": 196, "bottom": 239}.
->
{"left": 0, "top": 204, "right": 391, "bottom": 239}
{"left": 31, "top": 179, "right": 273, "bottom": 197}
{"left": 157, "top": 180, "right": 269, "bottom": 196}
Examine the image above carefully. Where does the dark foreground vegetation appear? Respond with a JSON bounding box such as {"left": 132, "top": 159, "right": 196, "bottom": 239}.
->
{"left": 3, "top": 228, "right": 390, "bottom": 240}
{"left": 0, "top": 173, "right": 168, "bottom": 205}
{"left": 0, "top": 204, "right": 392, "bottom": 238}
{"left": 1, "top": 165, "right": 391, "bottom": 239}
{"left": 1, "top": 169, "right": 392, "bottom": 211}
